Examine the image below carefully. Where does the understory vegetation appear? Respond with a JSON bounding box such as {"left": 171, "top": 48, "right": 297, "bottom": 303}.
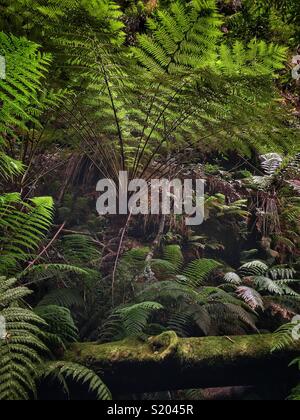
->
{"left": 0, "top": 0, "right": 299, "bottom": 401}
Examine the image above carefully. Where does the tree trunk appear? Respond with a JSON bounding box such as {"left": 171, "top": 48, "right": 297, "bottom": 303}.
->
{"left": 66, "top": 332, "right": 300, "bottom": 393}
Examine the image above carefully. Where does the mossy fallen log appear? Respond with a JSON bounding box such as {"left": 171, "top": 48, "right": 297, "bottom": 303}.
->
{"left": 66, "top": 332, "right": 300, "bottom": 393}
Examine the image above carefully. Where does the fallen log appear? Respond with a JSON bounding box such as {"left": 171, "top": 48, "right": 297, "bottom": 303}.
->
{"left": 66, "top": 332, "right": 300, "bottom": 393}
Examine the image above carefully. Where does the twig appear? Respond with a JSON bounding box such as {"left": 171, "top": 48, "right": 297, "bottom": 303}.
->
{"left": 111, "top": 212, "right": 132, "bottom": 307}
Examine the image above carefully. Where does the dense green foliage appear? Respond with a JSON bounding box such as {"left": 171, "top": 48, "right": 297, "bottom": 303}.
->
{"left": 0, "top": 0, "right": 299, "bottom": 401}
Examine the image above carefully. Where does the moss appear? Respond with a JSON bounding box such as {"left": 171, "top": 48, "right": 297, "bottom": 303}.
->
{"left": 179, "top": 335, "right": 275, "bottom": 358}
{"left": 148, "top": 331, "right": 179, "bottom": 359}
{"left": 67, "top": 332, "right": 180, "bottom": 365}
{"left": 66, "top": 333, "right": 300, "bottom": 373}
{"left": 65, "top": 333, "right": 300, "bottom": 393}
{"left": 67, "top": 338, "right": 151, "bottom": 364}
{"left": 176, "top": 335, "right": 284, "bottom": 369}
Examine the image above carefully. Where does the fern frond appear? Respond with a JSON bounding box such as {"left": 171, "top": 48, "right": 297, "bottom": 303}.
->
{"left": 0, "top": 194, "right": 54, "bottom": 275}
{"left": 37, "top": 289, "right": 84, "bottom": 309}
{"left": 260, "top": 153, "right": 283, "bottom": 175}
{"left": 239, "top": 260, "right": 269, "bottom": 277}
{"left": 254, "top": 276, "right": 299, "bottom": 296}
{"left": 20, "top": 264, "right": 89, "bottom": 284}
{"left": 34, "top": 305, "right": 78, "bottom": 345}
{"left": 182, "top": 259, "right": 221, "bottom": 288}
{"left": 236, "top": 286, "right": 264, "bottom": 311}
{"left": 272, "top": 320, "right": 300, "bottom": 352}
{"left": 117, "top": 301, "right": 163, "bottom": 337}
{"left": 167, "top": 311, "right": 195, "bottom": 337}
{"left": 205, "top": 302, "right": 258, "bottom": 335}
{"left": 163, "top": 245, "right": 184, "bottom": 271}
{"left": 0, "top": 277, "right": 48, "bottom": 400}
{"left": 100, "top": 301, "right": 163, "bottom": 341}
{"left": 224, "top": 272, "right": 242, "bottom": 285}
{"left": 150, "top": 259, "right": 178, "bottom": 278}
{"left": 60, "top": 234, "right": 101, "bottom": 265}
{"left": 0, "top": 32, "right": 52, "bottom": 178}
{"left": 288, "top": 383, "right": 300, "bottom": 401}
{"left": 136, "top": 280, "right": 202, "bottom": 305}
{"left": 133, "top": 0, "right": 221, "bottom": 74}
{"left": 268, "top": 267, "right": 296, "bottom": 280}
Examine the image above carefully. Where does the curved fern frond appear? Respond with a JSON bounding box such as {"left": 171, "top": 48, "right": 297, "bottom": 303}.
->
{"left": 117, "top": 301, "right": 163, "bottom": 337}
{"left": 224, "top": 272, "right": 242, "bottom": 285}
{"left": 20, "top": 264, "right": 89, "bottom": 284}
{"left": 133, "top": 0, "right": 221, "bottom": 74}
{"left": 150, "top": 259, "right": 178, "bottom": 278}
{"left": 37, "top": 289, "right": 84, "bottom": 309}
{"left": 0, "top": 32, "right": 52, "bottom": 178}
{"left": 205, "top": 302, "right": 258, "bottom": 335}
{"left": 34, "top": 305, "right": 78, "bottom": 345}
{"left": 0, "top": 194, "right": 54, "bottom": 275}
{"left": 100, "top": 301, "right": 163, "bottom": 341}
{"left": 268, "top": 267, "right": 296, "bottom": 280}
{"left": 182, "top": 259, "right": 221, "bottom": 288}
{"left": 0, "top": 277, "right": 48, "bottom": 400}
{"left": 163, "top": 245, "right": 184, "bottom": 271}
{"left": 239, "top": 260, "right": 269, "bottom": 277}
{"left": 60, "top": 234, "right": 101, "bottom": 265}
{"left": 136, "top": 280, "right": 202, "bottom": 305}
{"left": 254, "top": 276, "right": 299, "bottom": 296}
{"left": 167, "top": 311, "right": 195, "bottom": 337}
{"left": 236, "top": 286, "right": 264, "bottom": 311}
{"left": 288, "top": 383, "right": 300, "bottom": 401}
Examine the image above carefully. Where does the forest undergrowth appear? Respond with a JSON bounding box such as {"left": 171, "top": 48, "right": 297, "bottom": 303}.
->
{"left": 0, "top": 0, "right": 299, "bottom": 401}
